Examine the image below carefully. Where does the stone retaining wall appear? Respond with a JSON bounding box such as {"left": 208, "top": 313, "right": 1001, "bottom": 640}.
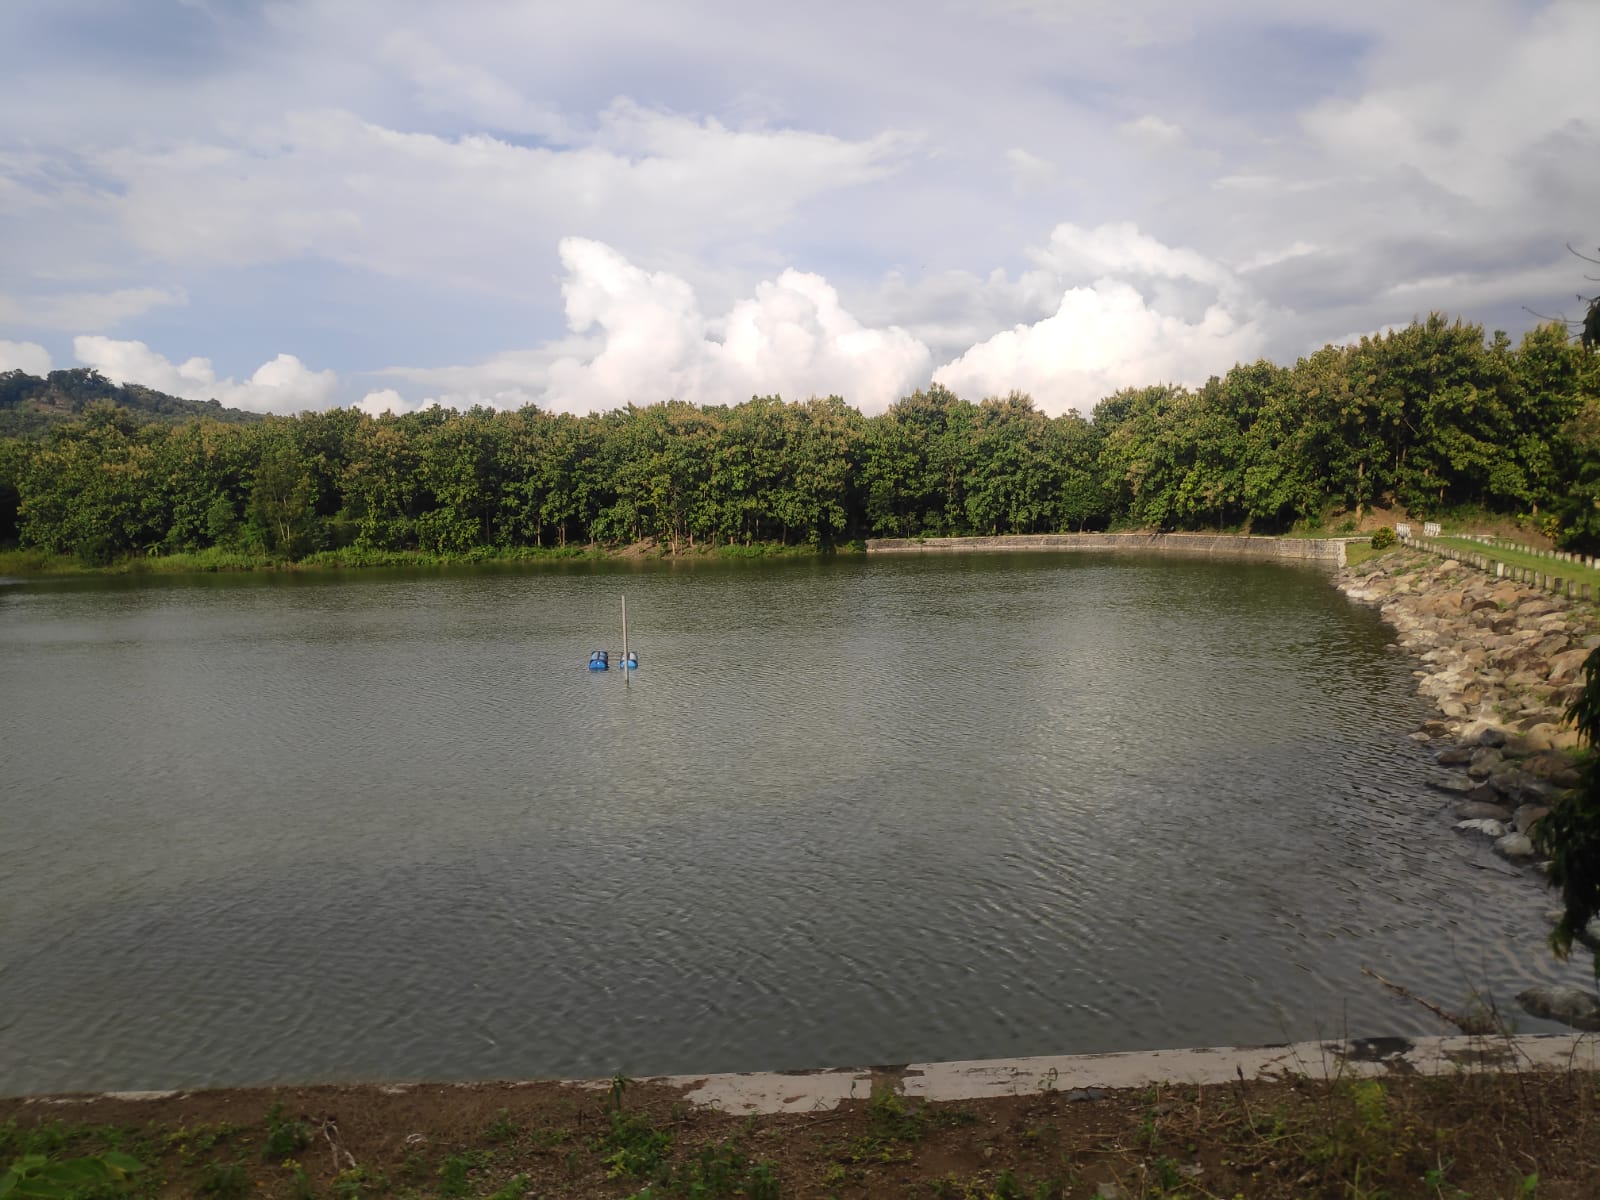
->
{"left": 866, "top": 532, "right": 1351, "bottom": 564}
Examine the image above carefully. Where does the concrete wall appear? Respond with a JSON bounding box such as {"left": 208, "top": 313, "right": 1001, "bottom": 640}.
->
{"left": 866, "top": 532, "right": 1350, "bottom": 566}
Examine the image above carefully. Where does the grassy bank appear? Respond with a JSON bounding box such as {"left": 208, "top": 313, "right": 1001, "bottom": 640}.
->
{"left": 5, "top": 1064, "right": 1598, "bottom": 1200}
{"left": 0, "top": 541, "right": 849, "bottom": 577}
{"left": 1427, "top": 536, "right": 1600, "bottom": 590}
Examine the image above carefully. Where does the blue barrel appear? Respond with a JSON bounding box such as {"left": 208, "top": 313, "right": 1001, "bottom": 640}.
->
{"left": 623, "top": 652, "right": 639, "bottom": 670}
{"left": 588, "top": 650, "right": 609, "bottom": 671}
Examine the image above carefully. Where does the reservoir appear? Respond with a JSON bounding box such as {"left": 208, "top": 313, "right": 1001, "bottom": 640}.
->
{"left": 0, "top": 552, "right": 1576, "bottom": 1095}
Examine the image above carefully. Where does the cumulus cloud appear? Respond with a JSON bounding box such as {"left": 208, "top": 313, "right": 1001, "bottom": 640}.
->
{"left": 0, "top": 340, "right": 52, "bottom": 374}
{"left": 384, "top": 238, "right": 933, "bottom": 414}
{"left": 380, "top": 225, "right": 1267, "bottom": 419}
{"left": 932, "top": 222, "right": 1268, "bottom": 414}
{"left": 73, "top": 336, "right": 338, "bottom": 415}
{"left": 356, "top": 388, "right": 406, "bottom": 417}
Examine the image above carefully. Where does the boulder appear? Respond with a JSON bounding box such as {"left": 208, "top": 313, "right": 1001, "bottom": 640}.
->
{"left": 1436, "top": 746, "right": 1475, "bottom": 766}
{"left": 1513, "top": 804, "right": 1551, "bottom": 835}
{"left": 1456, "top": 818, "right": 1506, "bottom": 838}
{"left": 1455, "top": 801, "right": 1514, "bottom": 822}
{"left": 1534, "top": 634, "right": 1571, "bottom": 658}
{"left": 1518, "top": 984, "right": 1600, "bottom": 1031}
{"left": 1429, "top": 773, "right": 1477, "bottom": 793}
{"left": 1517, "top": 598, "right": 1562, "bottom": 617}
{"left": 1495, "top": 832, "right": 1536, "bottom": 859}
{"left": 1525, "top": 752, "right": 1577, "bottom": 781}
{"left": 1546, "top": 647, "right": 1592, "bottom": 683}
{"left": 1520, "top": 724, "right": 1560, "bottom": 752}
{"left": 1467, "top": 747, "right": 1503, "bottom": 778}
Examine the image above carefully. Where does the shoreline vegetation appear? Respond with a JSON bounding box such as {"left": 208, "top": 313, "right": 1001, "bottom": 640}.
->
{"left": 6, "top": 1057, "right": 1600, "bottom": 1199}
{"left": 2, "top": 314, "right": 1598, "bottom": 574}
{"left": 0, "top": 539, "right": 838, "bottom": 577}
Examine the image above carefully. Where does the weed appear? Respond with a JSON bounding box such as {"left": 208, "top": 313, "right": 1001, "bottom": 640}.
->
{"left": 262, "top": 1104, "right": 310, "bottom": 1162}
{"left": 597, "top": 1112, "right": 672, "bottom": 1181}
{"left": 1148, "top": 1155, "right": 1184, "bottom": 1193}
{"left": 484, "top": 1109, "right": 517, "bottom": 1144}
{"left": 332, "top": 1167, "right": 368, "bottom": 1200}
{"left": 484, "top": 1174, "right": 529, "bottom": 1200}
{"left": 196, "top": 1161, "right": 250, "bottom": 1200}
{"left": 526, "top": 1127, "right": 568, "bottom": 1152}
{"left": 436, "top": 1154, "right": 471, "bottom": 1197}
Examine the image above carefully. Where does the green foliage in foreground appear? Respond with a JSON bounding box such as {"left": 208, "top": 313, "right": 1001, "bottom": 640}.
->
{"left": 1, "top": 314, "right": 1597, "bottom": 569}
{"left": 0, "top": 1152, "right": 144, "bottom": 1200}
{"left": 1538, "top": 645, "right": 1600, "bottom": 964}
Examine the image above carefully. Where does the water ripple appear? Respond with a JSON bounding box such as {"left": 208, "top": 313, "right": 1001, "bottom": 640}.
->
{"left": 0, "top": 554, "right": 1583, "bottom": 1094}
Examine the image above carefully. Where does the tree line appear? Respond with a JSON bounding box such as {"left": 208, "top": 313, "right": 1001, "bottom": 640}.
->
{"left": 1, "top": 313, "right": 1597, "bottom": 564}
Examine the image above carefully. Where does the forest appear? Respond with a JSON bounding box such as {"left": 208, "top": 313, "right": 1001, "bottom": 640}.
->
{"left": 1, "top": 313, "right": 1597, "bottom": 566}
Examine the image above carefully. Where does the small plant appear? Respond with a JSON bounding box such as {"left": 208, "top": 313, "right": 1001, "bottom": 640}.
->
{"left": 286, "top": 1161, "right": 315, "bottom": 1200}
{"left": 436, "top": 1154, "right": 474, "bottom": 1198}
{"left": 484, "top": 1109, "right": 517, "bottom": 1144}
{"left": 1149, "top": 1155, "right": 1184, "bottom": 1192}
{"left": 1371, "top": 525, "right": 1398, "bottom": 549}
{"left": 484, "top": 1174, "right": 529, "bottom": 1200}
{"left": 197, "top": 1160, "right": 251, "bottom": 1200}
{"left": 331, "top": 1166, "right": 370, "bottom": 1200}
{"left": 262, "top": 1104, "right": 311, "bottom": 1161}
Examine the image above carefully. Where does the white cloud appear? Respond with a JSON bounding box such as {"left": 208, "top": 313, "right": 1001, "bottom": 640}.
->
{"left": 384, "top": 238, "right": 933, "bottom": 414}
{"left": 356, "top": 389, "right": 407, "bottom": 417}
{"left": 73, "top": 337, "right": 338, "bottom": 415}
{"left": 0, "top": 287, "right": 186, "bottom": 331}
{"left": 1004, "top": 147, "right": 1054, "bottom": 194}
{"left": 1117, "top": 114, "right": 1184, "bottom": 148}
{"left": 1236, "top": 241, "right": 1322, "bottom": 273}
{"left": 378, "top": 29, "right": 575, "bottom": 141}
{"left": 932, "top": 222, "right": 1268, "bottom": 414}
{"left": 84, "top": 103, "right": 915, "bottom": 296}
{"left": 0, "top": 340, "right": 52, "bottom": 374}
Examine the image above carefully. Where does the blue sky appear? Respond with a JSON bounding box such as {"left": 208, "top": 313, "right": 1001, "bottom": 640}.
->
{"left": 0, "top": 0, "right": 1594, "bottom": 415}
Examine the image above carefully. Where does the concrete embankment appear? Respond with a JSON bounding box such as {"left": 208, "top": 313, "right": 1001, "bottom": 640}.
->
{"left": 866, "top": 531, "right": 1352, "bottom": 564}
{"left": 19, "top": 1034, "right": 1596, "bottom": 1116}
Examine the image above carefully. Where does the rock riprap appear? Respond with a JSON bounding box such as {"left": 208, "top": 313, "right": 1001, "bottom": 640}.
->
{"left": 1338, "top": 548, "right": 1599, "bottom": 1028}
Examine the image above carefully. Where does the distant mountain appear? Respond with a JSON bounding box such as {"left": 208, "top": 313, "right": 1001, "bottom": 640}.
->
{"left": 0, "top": 368, "right": 267, "bottom": 437}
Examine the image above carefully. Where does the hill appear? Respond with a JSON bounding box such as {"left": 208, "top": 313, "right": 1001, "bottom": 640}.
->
{"left": 0, "top": 368, "right": 266, "bottom": 436}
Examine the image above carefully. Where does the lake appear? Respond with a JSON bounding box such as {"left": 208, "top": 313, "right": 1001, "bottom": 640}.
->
{"left": 0, "top": 552, "right": 1577, "bottom": 1095}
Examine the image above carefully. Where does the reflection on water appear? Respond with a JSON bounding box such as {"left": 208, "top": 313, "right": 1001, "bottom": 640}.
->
{"left": 0, "top": 553, "right": 1578, "bottom": 1094}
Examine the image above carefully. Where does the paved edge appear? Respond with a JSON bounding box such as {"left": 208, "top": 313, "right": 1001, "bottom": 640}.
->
{"left": 669, "top": 1034, "right": 1600, "bottom": 1113}
{"left": 27, "top": 1034, "right": 1598, "bottom": 1116}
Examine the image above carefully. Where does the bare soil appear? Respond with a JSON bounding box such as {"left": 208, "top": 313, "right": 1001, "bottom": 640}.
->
{"left": 6, "top": 1063, "right": 1600, "bottom": 1199}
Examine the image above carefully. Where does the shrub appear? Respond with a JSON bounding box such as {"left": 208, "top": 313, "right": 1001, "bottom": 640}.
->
{"left": 1370, "top": 526, "right": 1397, "bottom": 549}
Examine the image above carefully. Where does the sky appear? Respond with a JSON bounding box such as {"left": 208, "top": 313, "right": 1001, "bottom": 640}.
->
{"left": 0, "top": 0, "right": 1595, "bottom": 418}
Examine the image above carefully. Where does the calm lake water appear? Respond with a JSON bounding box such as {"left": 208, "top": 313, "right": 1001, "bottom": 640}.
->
{"left": 0, "top": 552, "right": 1579, "bottom": 1095}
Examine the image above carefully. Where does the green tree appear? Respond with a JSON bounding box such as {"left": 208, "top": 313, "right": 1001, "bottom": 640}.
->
{"left": 250, "top": 425, "right": 315, "bottom": 555}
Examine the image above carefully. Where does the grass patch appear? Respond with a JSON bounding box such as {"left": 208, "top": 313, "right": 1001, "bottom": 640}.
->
{"left": 1343, "top": 541, "right": 1398, "bottom": 568}
{"left": 1430, "top": 534, "right": 1600, "bottom": 588}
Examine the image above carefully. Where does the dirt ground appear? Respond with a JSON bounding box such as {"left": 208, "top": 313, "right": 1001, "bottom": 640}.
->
{"left": 6, "top": 1061, "right": 1600, "bottom": 1199}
